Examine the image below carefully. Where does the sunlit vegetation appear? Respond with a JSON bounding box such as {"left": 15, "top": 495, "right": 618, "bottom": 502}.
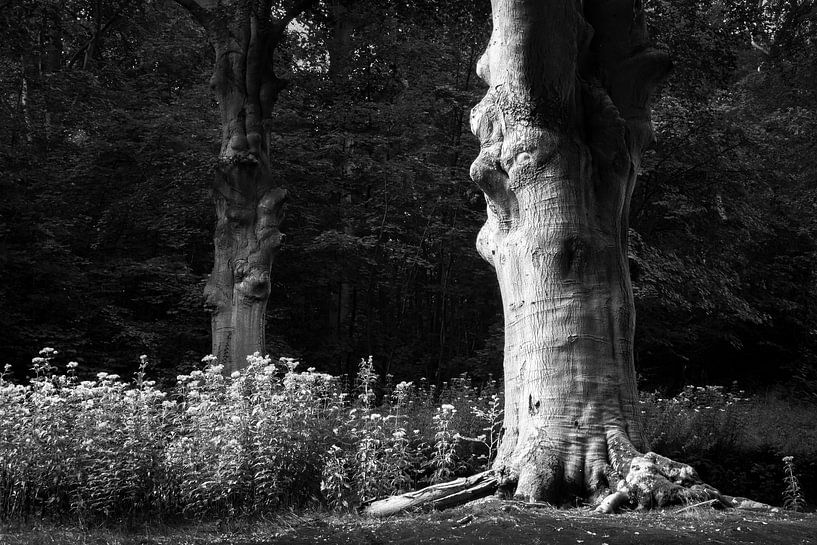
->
{"left": 1, "top": 349, "right": 813, "bottom": 522}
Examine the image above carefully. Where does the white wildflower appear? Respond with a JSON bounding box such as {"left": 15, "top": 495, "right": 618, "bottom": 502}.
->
{"left": 205, "top": 364, "right": 224, "bottom": 374}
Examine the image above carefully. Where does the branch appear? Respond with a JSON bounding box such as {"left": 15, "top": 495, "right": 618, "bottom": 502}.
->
{"left": 750, "top": 33, "right": 770, "bottom": 56}
{"left": 584, "top": 1, "right": 672, "bottom": 115}
{"left": 363, "top": 470, "right": 498, "bottom": 517}
{"left": 173, "top": 0, "right": 213, "bottom": 28}
{"left": 68, "top": 0, "right": 134, "bottom": 67}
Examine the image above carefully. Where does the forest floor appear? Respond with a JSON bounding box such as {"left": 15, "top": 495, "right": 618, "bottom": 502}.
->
{"left": 2, "top": 499, "right": 815, "bottom": 545}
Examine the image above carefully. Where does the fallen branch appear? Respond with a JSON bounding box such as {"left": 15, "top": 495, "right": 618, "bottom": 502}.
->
{"left": 362, "top": 470, "right": 499, "bottom": 517}
{"left": 675, "top": 499, "right": 720, "bottom": 513}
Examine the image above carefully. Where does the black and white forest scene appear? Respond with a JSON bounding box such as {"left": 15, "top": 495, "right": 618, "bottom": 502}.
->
{"left": 1, "top": 0, "right": 816, "bottom": 543}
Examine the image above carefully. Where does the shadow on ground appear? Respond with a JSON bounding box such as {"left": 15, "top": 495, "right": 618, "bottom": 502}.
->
{"left": 2, "top": 500, "right": 815, "bottom": 545}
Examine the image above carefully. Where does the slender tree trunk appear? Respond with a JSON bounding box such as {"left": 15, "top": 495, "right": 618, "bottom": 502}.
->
{"left": 176, "top": 0, "right": 316, "bottom": 374}
{"left": 19, "top": 74, "right": 32, "bottom": 144}
{"left": 338, "top": 138, "right": 357, "bottom": 368}
{"left": 470, "top": 0, "right": 672, "bottom": 504}
{"left": 327, "top": 0, "right": 355, "bottom": 85}
{"left": 326, "top": 3, "right": 360, "bottom": 370}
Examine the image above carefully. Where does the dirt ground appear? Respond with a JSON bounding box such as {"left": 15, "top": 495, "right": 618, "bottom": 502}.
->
{"left": 280, "top": 501, "right": 815, "bottom": 545}
{"left": 2, "top": 500, "right": 815, "bottom": 545}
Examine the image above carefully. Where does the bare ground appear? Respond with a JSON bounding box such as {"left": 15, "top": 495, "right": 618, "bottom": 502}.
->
{"left": 2, "top": 500, "right": 815, "bottom": 545}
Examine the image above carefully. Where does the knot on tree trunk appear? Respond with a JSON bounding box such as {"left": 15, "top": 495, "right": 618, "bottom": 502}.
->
{"left": 218, "top": 150, "right": 260, "bottom": 166}
{"left": 203, "top": 282, "right": 228, "bottom": 314}
{"left": 256, "top": 187, "right": 288, "bottom": 244}
{"left": 470, "top": 90, "right": 510, "bottom": 213}
{"left": 234, "top": 260, "right": 271, "bottom": 301}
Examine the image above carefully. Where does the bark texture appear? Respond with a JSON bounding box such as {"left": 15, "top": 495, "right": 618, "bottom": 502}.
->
{"left": 176, "top": 0, "right": 316, "bottom": 374}
{"left": 470, "top": 0, "right": 675, "bottom": 505}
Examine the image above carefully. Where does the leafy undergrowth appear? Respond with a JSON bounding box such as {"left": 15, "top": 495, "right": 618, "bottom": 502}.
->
{"left": 1, "top": 349, "right": 816, "bottom": 522}
{"left": 1, "top": 502, "right": 815, "bottom": 545}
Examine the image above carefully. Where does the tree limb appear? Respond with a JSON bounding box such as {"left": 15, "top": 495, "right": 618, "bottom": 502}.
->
{"left": 173, "top": 0, "right": 213, "bottom": 28}
{"left": 68, "top": 0, "right": 134, "bottom": 67}
{"left": 363, "top": 470, "right": 498, "bottom": 517}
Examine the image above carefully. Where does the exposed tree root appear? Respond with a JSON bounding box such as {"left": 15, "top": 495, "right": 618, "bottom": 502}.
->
{"left": 594, "top": 432, "right": 773, "bottom": 514}
{"left": 362, "top": 437, "right": 773, "bottom": 517}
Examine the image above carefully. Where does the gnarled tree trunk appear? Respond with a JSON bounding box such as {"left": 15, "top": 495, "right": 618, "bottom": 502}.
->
{"left": 364, "top": 0, "right": 771, "bottom": 517}
{"left": 469, "top": 0, "right": 673, "bottom": 504}
{"left": 175, "top": 0, "right": 315, "bottom": 374}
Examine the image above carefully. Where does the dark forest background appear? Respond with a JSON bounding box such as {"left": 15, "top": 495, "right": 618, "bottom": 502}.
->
{"left": 1, "top": 0, "right": 816, "bottom": 396}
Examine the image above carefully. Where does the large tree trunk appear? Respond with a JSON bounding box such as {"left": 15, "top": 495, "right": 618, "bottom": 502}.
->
{"left": 364, "top": 1, "right": 770, "bottom": 517}
{"left": 470, "top": 0, "right": 672, "bottom": 504}
{"left": 465, "top": 0, "right": 762, "bottom": 512}
{"left": 176, "top": 0, "right": 315, "bottom": 374}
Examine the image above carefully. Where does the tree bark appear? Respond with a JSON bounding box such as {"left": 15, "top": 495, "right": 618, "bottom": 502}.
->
{"left": 176, "top": 0, "right": 316, "bottom": 374}
{"left": 470, "top": 0, "right": 673, "bottom": 505}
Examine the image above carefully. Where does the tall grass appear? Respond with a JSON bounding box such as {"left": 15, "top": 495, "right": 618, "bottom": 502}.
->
{"left": 0, "top": 349, "right": 813, "bottom": 522}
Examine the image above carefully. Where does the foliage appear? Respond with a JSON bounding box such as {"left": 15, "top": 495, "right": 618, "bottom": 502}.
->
{"left": 2, "top": 349, "right": 815, "bottom": 522}
{"left": 782, "top": 456, "right": 807, "bottom": 512}
{"left": 267, "top": 0, "right": 499, "bottom": 382}
{"left": 0, "top": 0, "right": 214, "bottom": 381}
{"left": 641, "top": 385, "right": 749, "bottom": 458}
{"left": 631, "top": 0, "right": 817, "bottom": 391}
{"left": 1, "top": 0, "right": 816, "bottom": 396}
{"left": 0, "top": 351, "right": 503, "bottom": 521}
{"left": 640, "top": 384, "right": 817, "bottom": 507}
